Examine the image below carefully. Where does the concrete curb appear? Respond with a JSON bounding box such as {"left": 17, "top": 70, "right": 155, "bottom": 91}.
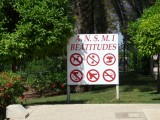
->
{"left": 22, "top": 104, "right": 160, "bottom": 120}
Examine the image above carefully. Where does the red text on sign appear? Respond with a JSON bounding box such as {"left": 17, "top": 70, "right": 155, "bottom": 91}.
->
{"left": 70, "top": 44, "right": 117, "bottom": 51}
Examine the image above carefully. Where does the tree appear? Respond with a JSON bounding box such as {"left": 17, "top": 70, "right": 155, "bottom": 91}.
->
{"left": 75, "top": 0, "right": 154, "bottom": 36}
{"left": 0, "top": 0, "right": 74, "bottom": 66}
{"left": 127, "top": 0, "right": 160, "bottom": 92}
{"left": 73, "top": 0, "right": 155, "bottom": 92}
{"left": 76, "top": 0, "right": 94, "bottom": 33}
{"left": 127, "top": 0, "right": 160, "bottom": 56}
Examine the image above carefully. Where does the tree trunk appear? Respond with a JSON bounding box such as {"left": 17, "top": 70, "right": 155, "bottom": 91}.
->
{"left": 94, "top": 0, "right": 108, "bottom": 33}
{"left": 0, "top": 105, "right": 6, "bottom": 120}
{"left": 76, "top": 0, "right": 94, "bottom": 33}
{"left": 75, "top": 0, "right": 95, "bottom": 92}
{"left": 157, "top": 54, "right": 160, "bottom": 93}
{"left": 12, "top": 58, "right": 17, "bottom": 72}
{"left": 75, "top": 0, "right": 154, "bottom": 37}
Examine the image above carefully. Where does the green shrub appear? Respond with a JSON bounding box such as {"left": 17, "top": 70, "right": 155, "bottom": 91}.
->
{"left": 27, "top": 72, "right": 52, "bottom": 96}
{"left": 0, "top": 71, "right": 25, "bottom": 119}
{"left": 25, "top": 57, "right": 67, "bottom": 96}
{"left": 50, "top": 71, "right": 67, "bottom": 93}
{"left": 0, "top": 71, "right": 25, "bottom": 106}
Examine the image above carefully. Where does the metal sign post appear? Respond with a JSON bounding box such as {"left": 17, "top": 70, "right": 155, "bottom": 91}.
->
{"left": 67, "top": 85, "right": 70, "bottom": 104}
{"left": 116, "top": 85, "right": 120, "bottom": 100}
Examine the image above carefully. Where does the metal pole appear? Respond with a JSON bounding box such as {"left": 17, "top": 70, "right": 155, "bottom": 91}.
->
{"left": 67, "top": 85, "right": 70, "bottom": 103}
{"left": 123, "top": 43, "right": 126, "bottom": 75}
{"left": 157, "top": 54, "right": 160, "bottom": 93}
{"left": 116, "top": 85, "right": 120, "bottom": 100}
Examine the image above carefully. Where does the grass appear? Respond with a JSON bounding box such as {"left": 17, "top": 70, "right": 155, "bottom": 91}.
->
{"left": 22, "top": 72, "right": 160, "bottom": 105}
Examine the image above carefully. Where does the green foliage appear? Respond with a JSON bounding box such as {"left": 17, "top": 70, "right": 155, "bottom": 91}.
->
{"left": 27, "top": 72, "right": 52, "bottom": 95}
{"left": 0, "top": 0, "right": 74, "bottom": 62}
{"left": 0, "top": 71, "right": 25, "bottom": 106}
{"left": 24, "top": 73, "right": 159, "bottom": 105}
{"left": 127, "top": 0, "right": 160, "bottom": 56}
{"left": 25, "top": 57, "right": 67, "bottom": 96}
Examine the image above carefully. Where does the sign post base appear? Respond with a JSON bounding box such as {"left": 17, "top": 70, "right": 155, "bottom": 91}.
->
{"left": 67, "top": 85, "right": 70, "bottom": 104}
{"left": 116, "top": 85, "right": 120, "bottom": 100}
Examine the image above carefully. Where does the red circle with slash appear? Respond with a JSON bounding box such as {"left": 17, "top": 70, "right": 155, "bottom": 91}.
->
{"left": 87, "top": 53, "right": 100, "bottom": 66}
{"left": 103, "top": 69, "right": 116, "bottom": 82}
{"left": 70, "top": 69, "right": 83, "bottom": 82}
{"left": 70, "top": 53, "right": 83, "bottom": 66}
{"left": 103, "top": 53, "right": 116, "bottom": 66}
{"left": 87, "top": 69, "right": 100, "bottom": 82}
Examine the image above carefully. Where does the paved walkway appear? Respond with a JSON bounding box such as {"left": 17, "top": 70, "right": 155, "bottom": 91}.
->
{"left": 22, "top": 104, "right": 160, "bottom": 120}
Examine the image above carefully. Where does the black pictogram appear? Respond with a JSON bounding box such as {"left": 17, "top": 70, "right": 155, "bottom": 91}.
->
{"left": 87, "top": 69, "right": 100, "bottom": 82}
{"left": 103, "top": 53, "right": 116, "bottom": 66}
{"left": 103, "top": 69, "right": 116, "bottom": 82}
{"left": 70, "top": 70, "right": 83, "bottom": 82}
{"left": 87, "top": 53, "right": 100, "bottom": 66}
{"left": 70, "top": 53, "right": 83, "bottom": 66}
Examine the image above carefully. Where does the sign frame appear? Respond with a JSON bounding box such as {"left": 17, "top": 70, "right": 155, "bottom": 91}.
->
{"left": 67, "top": 34, "right": 120, "bottom": 103}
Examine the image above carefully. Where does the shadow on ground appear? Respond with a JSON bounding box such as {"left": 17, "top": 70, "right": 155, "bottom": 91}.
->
{"left": 23, "top": 100, "right": 87, "bottom": 106}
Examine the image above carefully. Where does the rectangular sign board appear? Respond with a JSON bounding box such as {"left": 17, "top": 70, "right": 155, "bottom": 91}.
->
{"left": 67, "top": 34, "right": 119, "bottom": 85}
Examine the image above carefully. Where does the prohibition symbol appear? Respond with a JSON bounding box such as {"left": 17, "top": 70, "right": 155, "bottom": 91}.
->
{"left": 87, "top": 69, "right": 100, "bottom": 82}
{"left": 87, "top": 53, "right": 100, "bottom": 66}
{"left": 103, "top": 69, "right": 116, "bottom": 82}
{"left": 103, "top": 53, "right": 116, "bottom": 66}
{"left": 70, "top": 53, "right": 83, "bottom": 66}
{"left": 70, "top": 69, "right": 83, "bottom": 82}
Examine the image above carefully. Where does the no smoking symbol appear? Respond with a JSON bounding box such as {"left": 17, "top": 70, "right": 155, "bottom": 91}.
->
{"left": 103, "top": 69, "right": 116, "bottom": 82}
{"left": 70, "top": 53, "right": 83, "bottom": 66}
{"left": 70, "top": 70, "right": 83, "bottom": 82}
{"left": 87, "top": 69, "right": 100, "bottom": 82}
{"left": 103, "top": 53, "right": 116, "bottom": 66}
{"left": 87, "top": 53, "right": 100, "bottom": 66}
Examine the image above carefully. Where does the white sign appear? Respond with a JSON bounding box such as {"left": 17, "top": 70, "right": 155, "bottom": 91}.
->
{"left": 67, "top": 34, "right": 119, "bottom": 85}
